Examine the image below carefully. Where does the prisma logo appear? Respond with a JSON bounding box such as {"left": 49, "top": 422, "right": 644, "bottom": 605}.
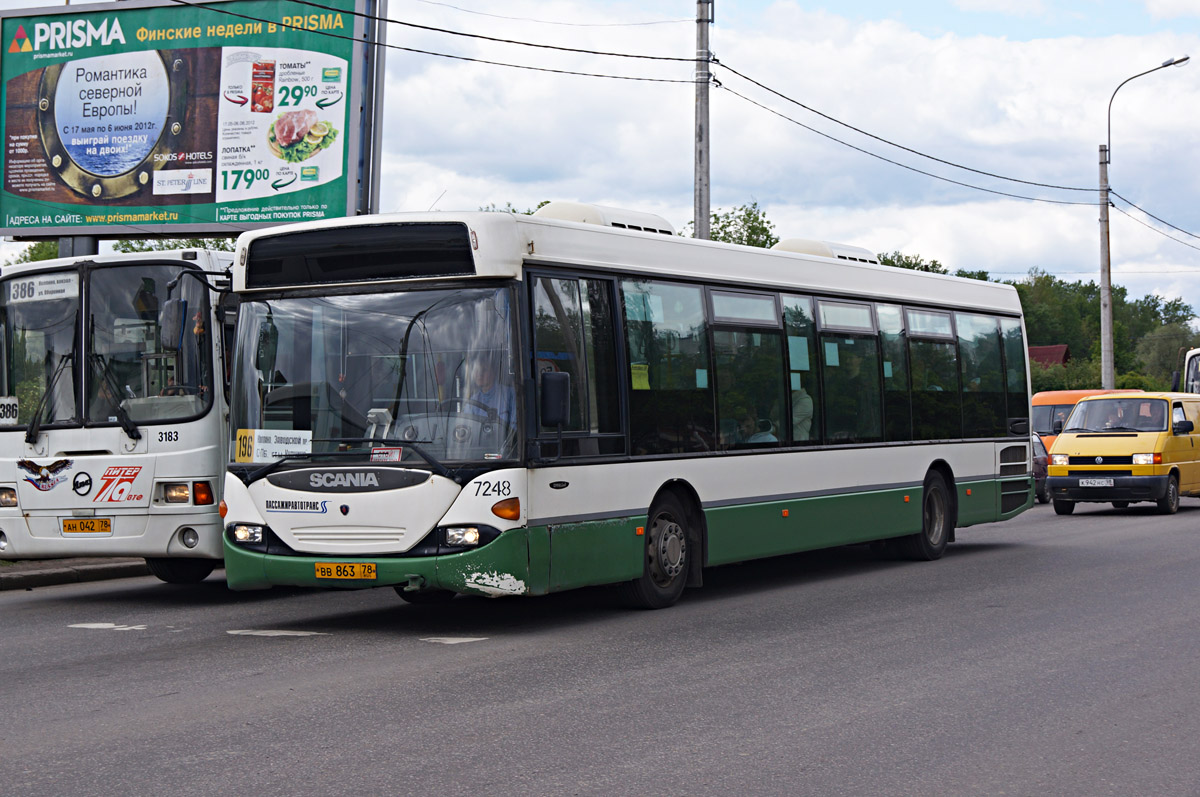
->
{"left": 94, "top": 466, "right": 144, "bottom": 503}
{"left": 7, "top": 17, "right": 125, "bottom": 53}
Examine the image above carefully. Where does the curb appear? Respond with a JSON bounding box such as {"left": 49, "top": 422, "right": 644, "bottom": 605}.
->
{"left": 0, "top": 560, "right": 151, "bottom": 591}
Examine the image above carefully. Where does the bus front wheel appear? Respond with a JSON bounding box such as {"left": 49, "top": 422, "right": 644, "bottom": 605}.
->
{"left": 145, "top": 558, "right": 217, "bottom": 584}
{"left": 897, "top": 471, "right": 951, "bottom": 561}
{"left": 618, "top": 493, "right": 690, "bottom": 609}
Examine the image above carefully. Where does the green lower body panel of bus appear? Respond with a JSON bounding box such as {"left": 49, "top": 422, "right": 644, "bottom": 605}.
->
{"left": 224, "top": 476, "right": 1031, "bottom": 595}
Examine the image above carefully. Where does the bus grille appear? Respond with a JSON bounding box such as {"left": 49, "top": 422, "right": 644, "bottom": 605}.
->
{"left": 292, "top": 530, "right": 406, "bottom": 545}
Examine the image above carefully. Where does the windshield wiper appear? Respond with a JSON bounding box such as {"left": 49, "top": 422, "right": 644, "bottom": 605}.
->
{"left": 24, "top": 353, "right": 73, "bottom": 445}
{"left": 87, "top": 353, "right": 141, "bottom": 441}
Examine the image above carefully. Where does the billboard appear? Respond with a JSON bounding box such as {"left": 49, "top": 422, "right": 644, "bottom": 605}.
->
{"left": 0, "top": 0, "right": 381, "bottom": 237}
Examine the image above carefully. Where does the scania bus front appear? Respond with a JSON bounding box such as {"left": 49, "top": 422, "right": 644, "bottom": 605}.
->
{"left": 222, "top": 220, "right": 531, "bottom": 601}
{"left": 0, "top": 251, "right": 232, "bottom": 583}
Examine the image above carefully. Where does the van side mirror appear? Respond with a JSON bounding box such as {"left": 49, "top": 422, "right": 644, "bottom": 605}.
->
{"left": 159, "top": 298, "right": 184, "bottom": 352}
{"left": 1174, "top": 419, "right": 1194, "bottom": 435}
{"left": 540, "top": 371, "right": 570, "bottom": 428}
{"left": 1053, "top": 419, "right": 1063, "bottom": 434}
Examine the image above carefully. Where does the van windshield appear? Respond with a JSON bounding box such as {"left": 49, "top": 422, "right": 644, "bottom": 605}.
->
{"left": 1064, "top": 398, "right": 1168, "bottom": 433}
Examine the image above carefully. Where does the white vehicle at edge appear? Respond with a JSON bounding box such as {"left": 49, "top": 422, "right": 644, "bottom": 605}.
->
{"left": 0, "top": 249, "right": 234, "bottom": 583}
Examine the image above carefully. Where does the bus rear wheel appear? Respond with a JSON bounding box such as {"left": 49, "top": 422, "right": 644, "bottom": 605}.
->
{"left": 896, "top": 471, "right": 951, "bottom": 561}
{"left": 145, "top": 558, "right": 216, "bottom": 584}
{"left": 618, "top": 493, "right": 690, "bottom": 609}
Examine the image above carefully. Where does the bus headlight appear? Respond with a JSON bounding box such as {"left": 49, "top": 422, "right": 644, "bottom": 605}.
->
{"left": 1051, "top": 454, "right": 1069, "bottom": 466}
{"left": 1133, "top": 453, "right": 1161, "bottom": 465}
{"left": 229, "top": 524, "right": 263, "bottom": 544}
{"left": 444, "top": 526, "right": 481, "bottom": 546}
{"left": 0, "top": 487, "right": 16, "bottom": 507}
{"left": 164, "top": 483, "right": 190, "bottom": 503}
{"left": 193, "top": 482, "right": 215, "bottom": 505}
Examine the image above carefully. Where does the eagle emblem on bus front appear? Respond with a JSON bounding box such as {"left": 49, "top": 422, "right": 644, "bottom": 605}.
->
{"left": 16, "top": 458, "right": 74, "bottom": 492}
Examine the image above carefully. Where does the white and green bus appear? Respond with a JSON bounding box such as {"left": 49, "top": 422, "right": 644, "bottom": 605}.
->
{"left": 221, "top": 203, "right": 1032, "bottom": 608}
{"left": 0, "top": 249, "right": 235, "bottom": 583}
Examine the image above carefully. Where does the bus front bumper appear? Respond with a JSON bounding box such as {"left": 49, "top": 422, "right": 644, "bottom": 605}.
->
{"left": 223, "top": 526, "right": 535, "bottom": 597}
{"left": 1046, "top": 474, "right": 1170, "bottom": 503}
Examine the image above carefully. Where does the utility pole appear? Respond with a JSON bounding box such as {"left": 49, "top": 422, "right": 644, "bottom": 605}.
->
{"left": 694, "top": 0, "right": 713, "bottom": 239}
{"left": 1099, "top": 144, "right": 1114, "bottom": 389}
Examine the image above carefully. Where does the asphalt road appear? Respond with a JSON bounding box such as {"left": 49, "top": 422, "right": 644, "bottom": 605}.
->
{"left": 4, "top": 500, "right": 1200, "bottom": 796}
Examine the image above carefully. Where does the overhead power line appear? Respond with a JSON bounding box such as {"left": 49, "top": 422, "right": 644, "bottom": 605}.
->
{"left": 716, "top": 62, "right": 1100, "bottom": 194}
{"left": 163, "top": 0, "right": 699, "bottom": 83}
{"left": 1110, "top": 202, "right": 1200, "bottom": 255}
{"left": 718, "top": 86, "right": 1098, "bottom": 207}
{"left": 290, "top": 0, "right": 696, "bottom": 62}
{"left": 402, "top": 0, "right": 692, "bottom": 28}
{"left": 1110, "top": 190, "right": 1200, "bottom": 242}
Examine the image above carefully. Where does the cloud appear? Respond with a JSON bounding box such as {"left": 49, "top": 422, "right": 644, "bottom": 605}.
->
{"left": 953, "top": 0, "right": 1048, "bottom": 16}
{"left": 1143, "top": 0, "right": 1200, "bottom": 19}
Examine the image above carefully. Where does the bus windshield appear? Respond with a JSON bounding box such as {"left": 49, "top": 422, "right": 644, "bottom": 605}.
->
{"left": 0, "top": 270, "right": 79, "bottom": 426}
{"left": 87, "top": 264, "right": 214, "bottom": 425}
{"left": 1064, "top": 398, "right": 1168, "bottom": 433}
{"left": 0, "top": 263, "right": 215, "bottom": 431}
{"left": 230, "top": 286, "right": 520, "bottom": 466}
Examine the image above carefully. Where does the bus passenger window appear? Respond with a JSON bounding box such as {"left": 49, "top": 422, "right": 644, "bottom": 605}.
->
{"left": 782, "top": 296, "right": 820, "bottom": 444}
{"left": 622, "top": 280, "right": 713, "bottom": 455}
{"left": 820, "top": 335, "right": 882, "bottom": 443}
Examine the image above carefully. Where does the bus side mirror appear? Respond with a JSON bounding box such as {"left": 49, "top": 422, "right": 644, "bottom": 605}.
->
{"left": 540, "top": 371, "right": 570, "bottom": 428}
{"left": 159, "top": 298, "right": 184, "bottom": 352}
{"left": 255, "top": 318, "right": 279, "bottom": 373}
{"left": 1174, "top": 420, "right": 1194, "bottom": 435}
{"left": 1171, "top": 370, "right": 1181, "bottom": 391}
{"left": 1053, "top": 419, "right": 1063, "bottom": 434}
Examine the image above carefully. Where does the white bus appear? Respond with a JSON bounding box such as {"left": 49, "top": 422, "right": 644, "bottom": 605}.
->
{"left": 0, "top": 249, "right": 234, "bottom": 583}
{"left": 221, "top": 204, "right": 1032, "bottom": 608}
{"left": 1179, "top": 348, "right": 1200, "bottom": 393}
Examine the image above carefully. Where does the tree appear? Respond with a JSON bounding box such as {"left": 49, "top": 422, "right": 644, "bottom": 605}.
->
{"left": 878, "top": 251, "right": 947, "bottom": 273}
{"left": 4, "top": 240, "right": 58, "bottom": 265}
{"left": 684, "top": 202, "right": 778, "bottom": 248}
{"left": 113, "top": 237, "right": 234, "bottom": 253}
{"left": 481, "top": 201, "right": 549, "bottom": 215}
{"left": 1136, "top": 323, "right": 1200, "bottom": 384}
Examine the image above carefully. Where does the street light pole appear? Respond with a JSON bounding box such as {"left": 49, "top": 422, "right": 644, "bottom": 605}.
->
{"left": 1098, "top": 55, "right": 1190, "bottom": 389}
{"left": 694, "top": 0, "right": 713, "bottom": 240}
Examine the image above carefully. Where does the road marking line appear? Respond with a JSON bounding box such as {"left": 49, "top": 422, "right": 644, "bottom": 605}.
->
{"left": 420, "top": 637, "right": 488, "bottom": 644}
{"left": 69, "top": 623, "right": 146, "bottom": 631}
{"left": 227, "top": 629, "right": 329, "bottom": 637}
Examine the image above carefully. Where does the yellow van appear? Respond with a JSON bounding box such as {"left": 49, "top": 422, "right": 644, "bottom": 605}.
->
{"left": 1046, "top": 392, "right": 1200, "bottom": 515}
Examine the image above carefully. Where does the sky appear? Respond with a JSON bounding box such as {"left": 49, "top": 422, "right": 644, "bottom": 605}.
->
{"left": 2, "top": 0, "right": 1200, "bottom": 318}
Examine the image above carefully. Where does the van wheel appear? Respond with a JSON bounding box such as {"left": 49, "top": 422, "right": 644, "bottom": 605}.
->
{"left": 1053, "top": 500, "right": 1075, "bottom": 516}
{"left": 896, "top": 471, "right": 951, "bottom": 561}
{"left": 1157, "top": 476, "right": 1180, "bottom": 515}
{"left": 617, "top": 493, "right": 690, "bottom": 609}
{"left": 145, "top": 558, "right": 216, "bottom": 584}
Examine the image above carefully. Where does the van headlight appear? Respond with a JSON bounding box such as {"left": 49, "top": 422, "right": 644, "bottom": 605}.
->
{"left": 1051, "top": 454, "right": 1069, "bottom": 466}
{"left": 1133, "top": 453, "right": 1161, "bottom": 465}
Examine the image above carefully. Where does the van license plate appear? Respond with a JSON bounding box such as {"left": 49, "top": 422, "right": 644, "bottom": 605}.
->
{"left": 62, "top": 517, "right": 112, "bottom": 534}
{"left": 314, "top": 562, "right": 376, "bottom": 580}
{"left": 1079, "top": 478, "right": 1114, "bottom": 487}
